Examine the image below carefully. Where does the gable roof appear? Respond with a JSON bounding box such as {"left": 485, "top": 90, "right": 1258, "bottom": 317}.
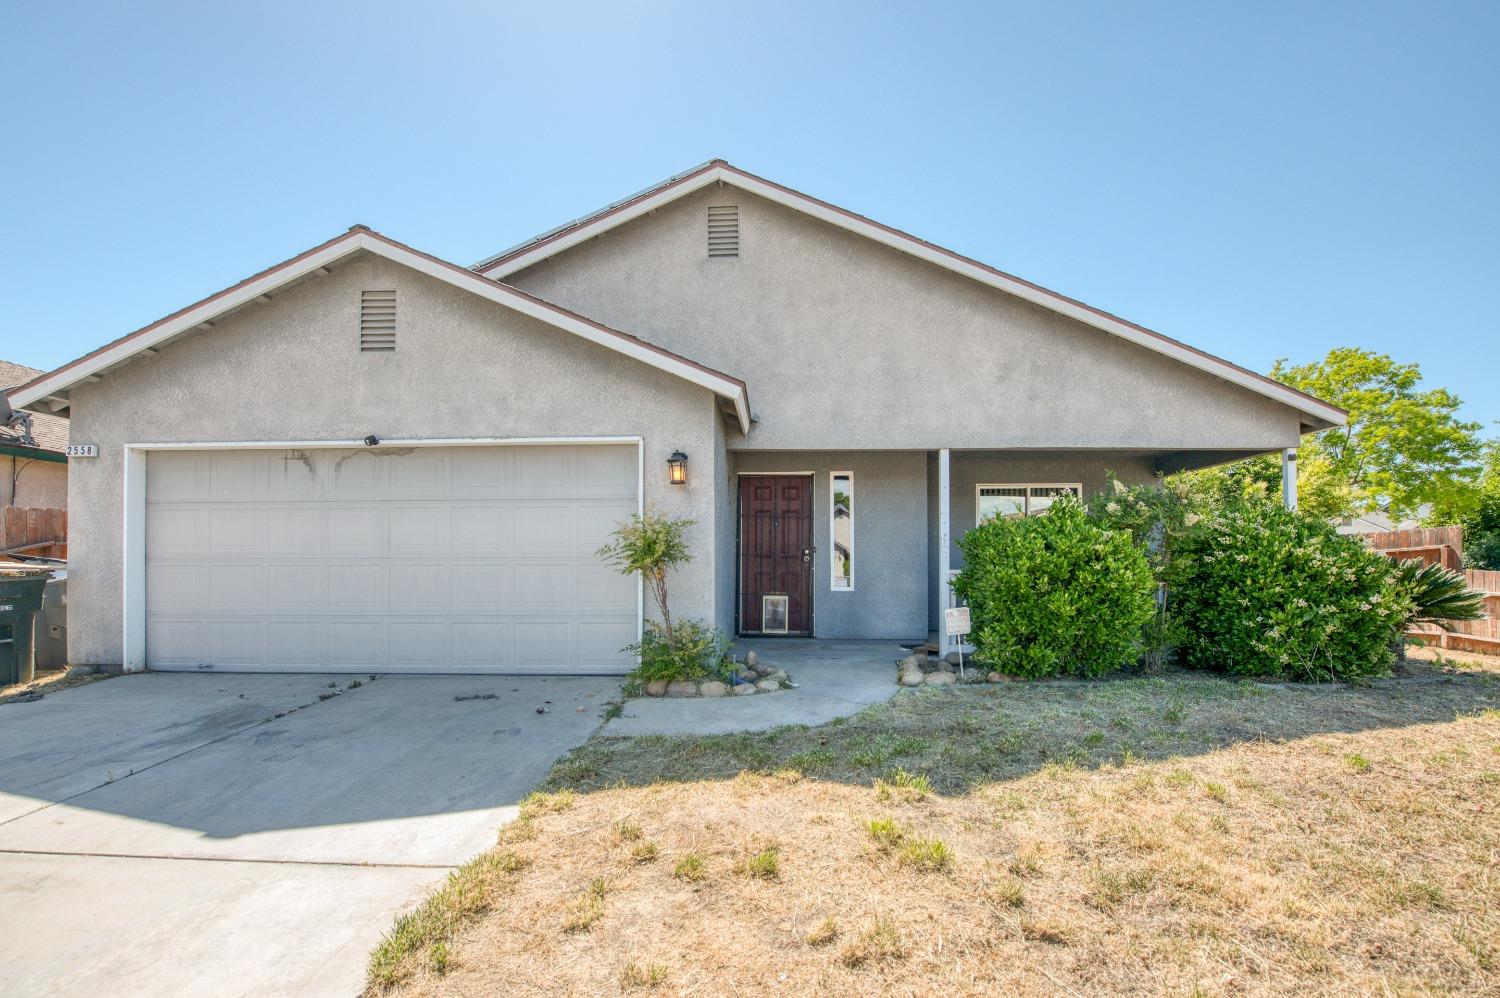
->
{"left": 0, "top": 360, "right": 68, "bottom": 455}
{"left": 476, "top": 160, "right": 1346, "bottom": 432}
{"left": 6, "top": 226, "right": 751, "bottom": 432}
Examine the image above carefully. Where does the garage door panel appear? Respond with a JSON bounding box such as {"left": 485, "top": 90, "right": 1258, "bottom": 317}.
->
{"left": 513, "top": 564, "right": 576, "bottom": 609}
{"left": 327, "top": 621, "right": 387, "bottom": 667}
{"left": 450, "top": 564, "right": 512, "bottom": 608}
{"left": 577, "top": 446, "right": 638, "bottom": 496}
{"left": 578, "top": 619, "right": 639, "bottom": 670}
{"left": 390, "top": 621, "right": 449, "bottom": 667}
{"left": 328, "top": 508, "right": 387, "bottom": 556}
{"left": 516, "top": 448, "right": 575, "bottom": 494}
{"left": 265, "top": 620, "right": 325, "bottom": 668}
{"left": 146, "top": 444, "right": 638, "bottom": 674}
{"left": 147, "top": 565, "right": 208, "bottom": 613}
{"left": 207, "top": 507, "right": 266, "bottom": 556}
{"left": 266, "top": 565, "right": 327, "bottom": 609}
{"left": 265, "top": 507, "right": 326, "bottom": 556}
{"left": 514, "top": 505, "right": 573, "bottom": 556}
{"left": 451, "top": 506, "right": 513, "bottom": 555}
{"left": 147, "top": 620, "right": 208, "bottom": 666}
{"left": 209, "top": 621, "right": 265, "bottom": 667}
{"left": 208, "top": 452, "right": 266, "bottom": 499}
{"left": 330, "top": 452, "right": 387, "bottom": 495}
{"left": 450, "top": 448, "right": 513, "bottom": 494}
{"left": 451, "top": 621, "right": 512, "bottom": 667}
{"left": 209, "top": 565, "right": 267, "bottom": 611}
{"left": 390, "top": 565, "right": 451, "bottom": 608}
{"left": 390, "top": 505, "right": 449, "bottom": 555}
{"left": 578, "top": 564, "right": 635, "bottom": 608}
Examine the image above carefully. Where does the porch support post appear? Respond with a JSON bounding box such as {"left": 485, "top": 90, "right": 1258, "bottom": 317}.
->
{"left": 938, "top": 447, "right": 952, "bottom": 656}
{"left": 1282, "top": 448, "right": 1298, "bottom": 511}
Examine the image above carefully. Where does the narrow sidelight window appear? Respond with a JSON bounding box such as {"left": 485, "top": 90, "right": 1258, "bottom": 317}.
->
{"left": 831, "top": 471, "right": 853, "bottom": 590}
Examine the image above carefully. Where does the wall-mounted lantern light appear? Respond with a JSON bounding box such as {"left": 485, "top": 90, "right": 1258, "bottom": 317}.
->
{"left": 668, "top": 450, "right": 688, "bottom": 485}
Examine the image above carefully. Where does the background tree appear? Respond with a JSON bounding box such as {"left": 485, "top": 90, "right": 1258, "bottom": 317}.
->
{"left": 1269, "top": 348, "right": 1484, "bottom": 522}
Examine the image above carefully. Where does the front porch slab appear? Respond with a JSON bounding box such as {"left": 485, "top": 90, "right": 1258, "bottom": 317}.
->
{"left": 602, "top": 639, "right": 902, "bottom": 736}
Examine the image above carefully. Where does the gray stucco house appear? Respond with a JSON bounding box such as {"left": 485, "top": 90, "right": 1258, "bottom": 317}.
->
{"left": 7, "top": 160, "right": 1344, "bottom": 675}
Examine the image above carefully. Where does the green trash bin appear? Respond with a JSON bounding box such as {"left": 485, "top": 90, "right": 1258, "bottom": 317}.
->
{"left": 0, "top": 573, "right": 50, "bottom": 686}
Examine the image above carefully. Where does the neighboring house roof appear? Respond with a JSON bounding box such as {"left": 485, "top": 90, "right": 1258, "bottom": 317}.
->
{"left": 475, "top": 160, "right": 1346, "bottom": 432}
{"left": 0, "top": 360, "right": 68, "bottom": 455}
{"left": 5, "top": 227, "right": 752, "bottom": 433}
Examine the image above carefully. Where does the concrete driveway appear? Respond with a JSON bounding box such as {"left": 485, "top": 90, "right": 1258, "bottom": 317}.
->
{"left": 0, "top": 672, "right": 615, "bottom": 997}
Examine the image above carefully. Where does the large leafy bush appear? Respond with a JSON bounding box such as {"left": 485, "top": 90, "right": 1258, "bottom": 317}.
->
{"left": 1169, "top": 504, "right": 1408, "bottom": 681}
{"left": 951, "top": 499, "right": 1156, "bottom": 678}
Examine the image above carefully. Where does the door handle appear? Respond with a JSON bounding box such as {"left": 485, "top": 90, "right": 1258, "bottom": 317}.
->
{"left": 802, "top": 548, "right": 811, "bottom": 563}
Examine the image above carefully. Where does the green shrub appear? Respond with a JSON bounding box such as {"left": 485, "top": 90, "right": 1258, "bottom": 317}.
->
{"left": 1169, "top": 503, "right": 1408, "bottom": 681}
{"left": 952, "top": 498, "right": 1157, "bottom": 678}
{"left": 624, "top": 619, "right": 731, "bottom": 684}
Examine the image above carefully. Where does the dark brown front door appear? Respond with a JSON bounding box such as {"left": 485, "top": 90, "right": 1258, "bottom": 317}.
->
{"left": 738, "top": 475, "right": 814, "bottom": 635}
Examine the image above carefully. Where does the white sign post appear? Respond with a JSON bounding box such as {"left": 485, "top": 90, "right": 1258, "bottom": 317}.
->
{"left": 943, "top": 605, "right": 971, "bottom": 678}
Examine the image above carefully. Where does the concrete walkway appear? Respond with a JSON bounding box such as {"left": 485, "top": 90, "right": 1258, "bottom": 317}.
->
{"left": 0, "top": 672, "right": 615, "bottom": 997}
{"left": 604, "top": 638, "right": 902, "bottom": 736}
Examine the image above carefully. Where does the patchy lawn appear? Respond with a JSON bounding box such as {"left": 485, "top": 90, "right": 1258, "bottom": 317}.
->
{"left": 370, "top": 663, "right": 1500, "bottom": 996}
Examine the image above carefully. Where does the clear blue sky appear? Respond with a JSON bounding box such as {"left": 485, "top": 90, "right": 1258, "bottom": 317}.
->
{"left": 2, "top": 1, "right": 1495, "bottom": 431}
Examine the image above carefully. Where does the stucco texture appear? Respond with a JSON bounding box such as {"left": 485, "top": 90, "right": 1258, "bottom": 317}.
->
{"left": 5, "top": 456, "right": 67, "bottom": 508}
{"left": 732, "top": 451, "right": 928, "bottom": 641}
{"left": 505, "top": 183, "right": 1305, "bottom": 453}
{"left": 63, "top": 253, "right": 723, "bottom": 667}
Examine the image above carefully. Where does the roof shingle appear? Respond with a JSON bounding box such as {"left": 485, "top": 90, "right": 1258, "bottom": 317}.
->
{"left": 0, "top": 360, "right": 68, "bottom": 454}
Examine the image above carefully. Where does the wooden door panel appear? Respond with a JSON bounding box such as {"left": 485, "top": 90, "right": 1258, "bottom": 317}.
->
{"left": 739, "top": 475, "right": 813, "bottom": 634}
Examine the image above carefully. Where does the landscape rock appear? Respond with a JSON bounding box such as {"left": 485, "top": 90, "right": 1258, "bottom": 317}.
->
{"left": 734, "top": 683, "right": 758, "bottom": 696}
{"left": 899, "top": 670, "right": 925, "bottom": 687}
{"left": 986, "top": 671, "right": 1006, "bottom": 683}
{"left": 945, "top": 651, "right": 962, "bottom": 666}
{"left": 899, "top": 654, "right": 926, "bottom": 671}
{"left": 935, "top": 660, "right": 954, "bottom": 673}
{"left": 699, "top": 681, "right": 728, "bottom": 698}
{"left": 744, "top": 651, "right": 758, "bottom": 668}
{"left": 765, "top": 668, "right": 788, "bottom": 682}
{"left": 738, "top": 669, "right": 759, "bottom": 682}
{"left": 755, "top": 679, "right": 781, "bottom": 693}
{"left": 923, "top": 671, "right": 957, "bottom": 686}
{"left": 643, "top": 680, "right": 669, "bottom": 697}
{"left": 666, "top": 681, "right": 699, "bottom": 698}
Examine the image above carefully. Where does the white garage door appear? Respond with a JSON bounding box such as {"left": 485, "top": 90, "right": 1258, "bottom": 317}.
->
{"left": 144, "top": 444, "right": 639, "bottom": 673}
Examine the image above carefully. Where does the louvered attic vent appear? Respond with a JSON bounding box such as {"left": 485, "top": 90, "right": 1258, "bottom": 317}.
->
{"left": 360, "top": 290, "right": 396, "bottom": 351}
{"left": 707, "top": 205, "right": 739, "bottom": 258}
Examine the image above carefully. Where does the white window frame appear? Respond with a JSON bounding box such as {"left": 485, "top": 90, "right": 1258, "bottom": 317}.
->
{"left": 974, "top": 483, "right": 1083, "bottom": 525}
{"left": 830, "top": 470, "right": 854, "bottom": 592}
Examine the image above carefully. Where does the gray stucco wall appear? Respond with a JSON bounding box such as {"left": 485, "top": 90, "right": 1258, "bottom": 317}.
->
{"left": 6, "top": 456, "right": 68, "bottom": 508}
{"left": 731, "top": 451, "right": 928, "bottom": 641}
{"left": 63, "top": 252, "right": 724, "bottom": 667}
{"left": 505, "top": 183, "right": 1305, "bottom": 453}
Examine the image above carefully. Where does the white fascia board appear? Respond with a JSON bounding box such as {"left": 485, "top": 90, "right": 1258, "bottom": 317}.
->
{"left": 8, "top": 236, "right": 366, "bottom": 410}
{"left": 483, "top": 165, "right": 1344, "bottom": 430}
{"left": 371, "top": 235, "right": 752, "bottom": 432}
{"left": 11, "top": 231, "right": 753, "bottom": 433}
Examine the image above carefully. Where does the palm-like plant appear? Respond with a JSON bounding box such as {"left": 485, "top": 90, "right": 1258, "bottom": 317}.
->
{"left": 1392, "top": 559, "right": 1486, "bottom": 625}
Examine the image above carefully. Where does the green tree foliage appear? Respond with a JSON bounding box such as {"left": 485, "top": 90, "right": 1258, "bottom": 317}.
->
{"left": 1460, "top": 490, "right": 1500, "bottom": 570}
{"left": 597, "top": 508, "right": 693, "bottom": 642}
{"left": 1269, "top": 348, "right": 1484, "bottom": 522}
{"left": 951, "top": 499, "right": 1156, "bottom": 678}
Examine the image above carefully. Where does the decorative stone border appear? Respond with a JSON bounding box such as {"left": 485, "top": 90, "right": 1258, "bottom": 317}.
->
{"left": 896, "top": 650, "right": 1017, "bottom": 686}
{"left": 638, "top": 651, "right": 794, "bottom": 698}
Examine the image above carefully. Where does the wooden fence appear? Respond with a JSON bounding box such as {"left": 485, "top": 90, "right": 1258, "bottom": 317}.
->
{"left": 1366, "top": 527, "right": 1499, "bottom": 654}
{"left": 0, "top": 506, "right": 67, "bottom": 558}
{"left": 1365, "top": 526, "right": 1464, "bottom": 570}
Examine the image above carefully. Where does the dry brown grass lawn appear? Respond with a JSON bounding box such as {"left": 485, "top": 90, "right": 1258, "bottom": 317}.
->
{"left": 372, "top": 664, "right": 1500, "bottom": 997}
